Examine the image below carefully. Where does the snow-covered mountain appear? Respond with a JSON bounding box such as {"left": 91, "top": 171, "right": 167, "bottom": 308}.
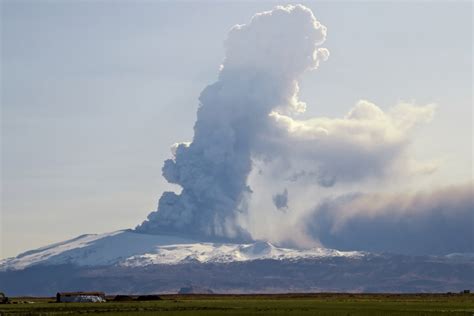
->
{"left": 0, "top": 230, "right": 363, "bottom": 271}
{"left": 1, "top": 230, "right": 473, "bottom": 295}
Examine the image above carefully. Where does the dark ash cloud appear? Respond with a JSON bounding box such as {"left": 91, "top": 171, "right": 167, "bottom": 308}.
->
{"left": 136, "top": 5, "right": 329, "bottom": 240}
{"left": 306, "top": 182, "right": 474, "bottom": 255}
{"left": 272, "top": 188, "right": 289, "bottom": 210}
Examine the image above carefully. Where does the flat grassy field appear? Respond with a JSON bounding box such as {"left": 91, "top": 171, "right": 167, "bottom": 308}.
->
{"left": 1, "top": 294, "right": 473, "bottom": 315}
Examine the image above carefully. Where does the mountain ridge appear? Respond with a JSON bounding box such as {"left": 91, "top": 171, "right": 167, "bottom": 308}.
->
{"left": 2, "top": 230, "right": 473, "bottom": 295}
{"left": 0, "top": 230, "right": 364, "bottom": 271}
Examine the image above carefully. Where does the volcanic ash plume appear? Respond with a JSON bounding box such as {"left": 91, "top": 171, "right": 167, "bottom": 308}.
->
{"left": 136, "top": 5, "right": 329, "bottom": 240}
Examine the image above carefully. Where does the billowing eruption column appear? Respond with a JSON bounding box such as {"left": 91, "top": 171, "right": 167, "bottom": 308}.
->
{"left": 136, "top": 5, "right": 329, "bottom": 240}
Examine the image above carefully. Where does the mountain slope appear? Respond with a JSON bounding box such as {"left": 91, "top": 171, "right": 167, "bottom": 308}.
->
{"left": 0, "top": 230, "right": 363, "bottom": 271}
{"left": 1, "top": 230, "right": 473, "bottom": 295}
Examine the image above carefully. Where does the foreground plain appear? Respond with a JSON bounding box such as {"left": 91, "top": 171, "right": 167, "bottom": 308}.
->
{"left": 1, "top": 294, "right": 474, "bottom": 315}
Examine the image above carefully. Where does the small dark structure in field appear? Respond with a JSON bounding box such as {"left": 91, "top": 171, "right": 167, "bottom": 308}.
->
{"left": 461, "top": 290, "right": 471, "bottom": 294}
{"left": 56, "top": 292, "right": 106, "bottom": 303}
{"left": 136, "top": 295, "right": 162, "bottom": 301}
{"left": 0, "top": 292, "right": 9, "bottom": 304}
{"left": 178, "top": 286, "right": 214, "bottom": 294}
{"left": 113, "top": 295, "right": 134, "bottom": 302}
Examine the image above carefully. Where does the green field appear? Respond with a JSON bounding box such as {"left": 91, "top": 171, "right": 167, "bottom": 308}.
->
{"left": 1, "top": 294, "right": 473, "bottom": 315}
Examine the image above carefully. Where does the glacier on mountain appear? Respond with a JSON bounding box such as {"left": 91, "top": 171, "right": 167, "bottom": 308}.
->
{"left": 0, "top": 230, "right": 363, "bottom": 271}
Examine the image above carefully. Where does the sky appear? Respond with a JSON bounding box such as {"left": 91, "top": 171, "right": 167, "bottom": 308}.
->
{"left": 1, "top": 1, "right": 473, "bottom": 259}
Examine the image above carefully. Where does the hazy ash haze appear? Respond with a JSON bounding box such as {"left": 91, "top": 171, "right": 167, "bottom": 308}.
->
{"left": 1, "top": 2, "right": 472, "bottom": 259}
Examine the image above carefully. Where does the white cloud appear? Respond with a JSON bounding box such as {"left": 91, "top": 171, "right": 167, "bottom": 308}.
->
{"left": 263, "top": 100, "right": 437, "bottom": 185}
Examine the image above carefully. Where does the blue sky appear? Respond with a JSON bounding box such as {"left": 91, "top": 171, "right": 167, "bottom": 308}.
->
{"left": 1, "top": 1, "right": 472, "bottom": 258}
